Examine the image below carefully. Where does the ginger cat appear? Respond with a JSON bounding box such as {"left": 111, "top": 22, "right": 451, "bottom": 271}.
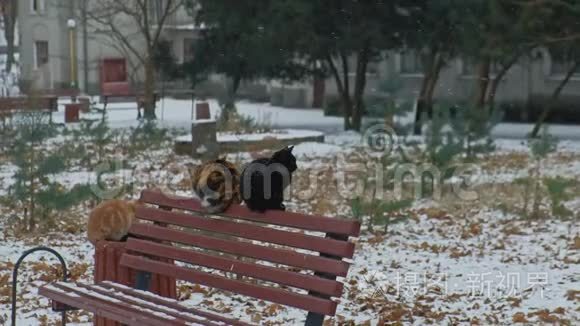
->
{"left": 87, "top": 199, "right": 138, "bottom": 245}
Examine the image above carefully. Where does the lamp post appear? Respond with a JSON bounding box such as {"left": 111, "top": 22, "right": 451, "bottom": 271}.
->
{"left": 67, "top": 18, "right": 78, "bottom": 89}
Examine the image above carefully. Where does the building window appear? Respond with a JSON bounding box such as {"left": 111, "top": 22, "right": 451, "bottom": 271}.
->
{"left": 346, "top": 56, "right": 379, "bottom": 75}
{"left": 183, "top": 38, "right": 195, "bottom": 63}
{"left": 462, "top": 58, "right": 502, "bottom": 76}
{"left": 34, "top": 40, "right": 49, "bottom": 68}
{"left": 148, "top": 0, "right": 163, "bottom": 23}
{"left": 550, "top": 60, "right": 580, "bottom": 76}
{"left": 400, "top": 51, "right": 423, "bottom": 75}
{"left": 368, "top": 61, "right": 379, "bottom": 75}
{"left": 30, "top": 0, "right": 45, "bottom": 14}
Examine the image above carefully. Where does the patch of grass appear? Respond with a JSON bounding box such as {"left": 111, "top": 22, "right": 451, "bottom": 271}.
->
{"left": 544, "top": 177, "right": 576, "bottom": 218}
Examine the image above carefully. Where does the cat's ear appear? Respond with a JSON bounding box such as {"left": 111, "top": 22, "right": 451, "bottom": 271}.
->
{"left": 287, "top": 146, "right": 294, "bottom": 153}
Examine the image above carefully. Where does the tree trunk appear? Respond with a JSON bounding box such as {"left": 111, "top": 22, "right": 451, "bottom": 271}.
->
{"left": 487, "top": 74, "right": 502, "bottom": 112}
{"left": 414, "top": 49, "right": 439, "bottom": 135}
{"left": 28, "top": 148, "right": 36, "bottom": 232}
{"left": 531, "top": 60, "right": 580, "bottom": 137}
{"left": 488, "top": 52, "right": 523, "bottom": 112}
{"left": 352, "top": 44, "right": 370, "bottom": 132}
{"left": 325, "top": 55, "right": 352, "bottom": 130}
{"left": 340, "top": 93, "right": 353, "bottom": 130}
{"left": 425, "top": 53, "right": 444, "bottom": 111}
{"left": 474, "top": 57, "right": 491, "bottom": 109}
{"left": 3, "top": 0, "right": 17, "bottom": 72}
{"left": 339, "top": 52, "right": 353, "bottom": 130}
{"left": 232, "top": 75, "right": 241, "bottom": 98}
{"left": 312, "top": 75, "right": 325, "bottom": 108}
{"left": 143, "top": 56, "right": 157, "bottom": 120}
{"left": 5, "top": 27, "right": 15, "bottom": 72}
{"left": 222, "top": 75, "right": 241, "bottom": 121}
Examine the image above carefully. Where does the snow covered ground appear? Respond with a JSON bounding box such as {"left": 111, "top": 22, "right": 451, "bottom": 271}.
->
{"left": 49, "top": 97, "right": 580, "bottom": 140}
{"left": 1, "top": 100, "right": 579, "bottom": 325}
{"left": 176, "top": 129, "right": 324, "bottom": 143}
{"left": 50, "top": 98, "right": 345, "bottom": 134}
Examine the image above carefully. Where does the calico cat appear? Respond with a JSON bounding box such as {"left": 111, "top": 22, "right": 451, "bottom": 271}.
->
{"left": 87, "top": 199, "right": 138, "bottom": 245}
{"left": 241, "top": 146, "right": 297, "bottom": 212}
{"left": 191, "top": 159, "right": 241, "bottom": 213}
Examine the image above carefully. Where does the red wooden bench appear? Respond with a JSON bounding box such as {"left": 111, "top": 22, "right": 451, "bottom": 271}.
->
{"left": 0, "top": 96, "right": 58, "bottom": 112}
{"left": 39, "top": 189, "right": 361, "bottom": 325}
{"left": 0, "top": 95, "right": 58, "bottom": 124}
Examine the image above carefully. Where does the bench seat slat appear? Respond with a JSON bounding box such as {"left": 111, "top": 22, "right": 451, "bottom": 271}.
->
{"left": 98, "top": 281, "right": 251, "bottom": 326}
{"left": 140, "top": 190, "right": 360, "bottom": 237}
{"left": 40, "top": 283, "right": 186, "bottom": 326}
{"left": 136, "top": 206, "right": 355, "bottom": 258}
{"left": 121, "top": 254, "right": 339, "bottom": 316}
{"left": 129, "top": 223, "right": 350, "bottom": 276}
{"left": 75, "top": 283, "right": 224, "bottom": 326}
{"left": 126, "top": 238, "right": 344, "bottom": 297}
{"left": 53, "top": 283, "right": 191, "bottom": 325}
{"left": 40, "top": 285, "right": 134, "bottom": 324}
{"left": 40, "top": 282, "right": 249, "bottom": 326}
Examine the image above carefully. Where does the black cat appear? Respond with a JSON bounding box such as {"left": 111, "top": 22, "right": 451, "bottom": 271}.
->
{"left": 241, "top": 146, "right": 297, "bottom": 212}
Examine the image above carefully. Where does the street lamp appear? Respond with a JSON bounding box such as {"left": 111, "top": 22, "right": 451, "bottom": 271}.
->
{"left": 67, "top": 18, "right": 78, "bottom": 89}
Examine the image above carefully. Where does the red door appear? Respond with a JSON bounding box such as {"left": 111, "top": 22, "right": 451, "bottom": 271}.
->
{"left": 100, "top": 58, "right": 130, "bottom": 96}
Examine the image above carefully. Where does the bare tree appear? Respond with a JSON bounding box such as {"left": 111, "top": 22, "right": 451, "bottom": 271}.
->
{"left": 85, "top": 0, "right": 185, "bottom": 119}
{"left": 0, "top": 0, "right": 18, "bottom": 72}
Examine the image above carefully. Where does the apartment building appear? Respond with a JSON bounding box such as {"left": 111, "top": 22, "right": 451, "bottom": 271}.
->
{"left": 18, "top": 0, "right": 198, "bottom": 94}
{"left": 18, "top": 1, "right": 580, "bottom": 122}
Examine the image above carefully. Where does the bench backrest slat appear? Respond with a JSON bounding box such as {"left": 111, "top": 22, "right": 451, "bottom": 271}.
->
{"left": 0, "top": 96, "right": 57, "bottom": 112}
{"left": 127, "top": 238, "right": 344, "bottom": 297}
{"left": 140, "top": 189, "right": 360, "bottom": 237}
{"left": 121, "top": 255, "right": 339, "bottom": 316}
{"left": 130, "top": 223, "right": 350, "bottom": 276}
{"left": 136, "top": 206, "right": 355, "bottom": 258}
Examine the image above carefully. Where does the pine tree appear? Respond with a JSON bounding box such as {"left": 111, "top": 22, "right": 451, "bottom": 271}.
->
{"left": 450, "top": 105, "right": 501, "bottom": 160}
{"left": 8, "top": 112, "right": 92, "bottom": 232}
{"left": 422, "top": 105, "right": 464, "bottom": 172}
{"left": 128, "top": 120, "right": 170, "bottom": 157}
{"left": 66, "top": 107, "right": 114, "bottom": 169}
{"left": 519, "top": 128, "right": 558, "bottom": 219}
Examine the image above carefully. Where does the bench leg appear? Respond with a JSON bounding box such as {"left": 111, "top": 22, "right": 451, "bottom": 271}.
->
{"left": 304, "top": 313, "right": 325, "bottom": 326}
{"left": 135, "top": 271, "right": 152, "bottom": 291}
{"left": 304, "top": 233, "right": 347, "bottom": 326}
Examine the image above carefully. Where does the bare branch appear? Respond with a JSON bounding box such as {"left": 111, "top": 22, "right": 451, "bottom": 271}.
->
{"left": 84, "top": 0, "right": 186, "bottom": 58}
{"left": 152, "top": 0, "right": 187, "bottom": 46}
